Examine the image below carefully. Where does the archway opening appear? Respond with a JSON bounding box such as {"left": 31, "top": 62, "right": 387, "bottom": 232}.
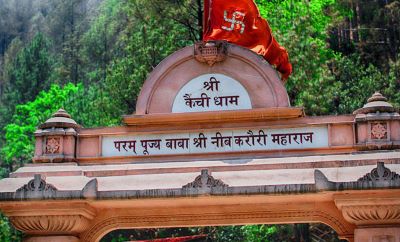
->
{"left": 100, "top": 223, "right": 344, "bottom": 242}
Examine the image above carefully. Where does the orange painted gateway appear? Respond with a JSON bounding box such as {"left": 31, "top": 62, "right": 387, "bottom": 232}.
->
{"left": 0, "top": 42, "right": 399, "bottom": 242}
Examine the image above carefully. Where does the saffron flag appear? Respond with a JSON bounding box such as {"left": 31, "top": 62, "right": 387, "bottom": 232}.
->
{"left": 203, "top": 0, "right": 292, "bottom": 80}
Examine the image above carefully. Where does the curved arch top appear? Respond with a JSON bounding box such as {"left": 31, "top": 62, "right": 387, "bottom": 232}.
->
{"left": 135, "top": 43, "right": 290, "bottom": 115}
{"left": 80, "top": 198, "right": 354, "bottom": 242}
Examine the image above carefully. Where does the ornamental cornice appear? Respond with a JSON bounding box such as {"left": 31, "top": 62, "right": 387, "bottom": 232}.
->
{"left": 3, "top": 163, "right": 400, "bottom": 202}
{"left": 315, "top": 162, "right": 400, "bottom": 191}
{"left": 17, "top": 174, "right": 57, "bottom": 193}
{"left": 182, "top": 169, "right": 229, "bottom": 194}
{"left": 2, "top": 175, "right": 98, "bottom": 201}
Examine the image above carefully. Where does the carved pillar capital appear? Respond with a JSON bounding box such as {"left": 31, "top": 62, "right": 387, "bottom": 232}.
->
{"left": 3, "top": 202, "right": 95, "bottom": 237}
{"left": 335, "top": 197, "right": 400, "bottom": 227}
{"left": 11, "top": 214, "right": 92, "bottom": 235}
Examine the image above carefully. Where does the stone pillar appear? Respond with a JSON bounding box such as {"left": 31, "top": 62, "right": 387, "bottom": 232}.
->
{"left": 33, "top": 109, "right": 81, "bottom": 163}
{"left": 350, "top": 92, "right": 400, "bottom": 241}
{"left": 336, "top": 196, "right": 400, "bottom": 242}
{"left": 4, "top": 202, "right": 95, "bottom": 242}
{"left": 355, "top": 228, "right": 400, "bottom": 242}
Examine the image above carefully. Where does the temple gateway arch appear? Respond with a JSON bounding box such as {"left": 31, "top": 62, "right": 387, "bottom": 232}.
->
{"left": 0, "top": 42, "right": 399, "bottom": 242}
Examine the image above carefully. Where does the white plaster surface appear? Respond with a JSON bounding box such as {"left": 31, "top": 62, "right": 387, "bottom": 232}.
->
{"left": 46, "top": 176, "right": 92, "bottom": 190}
{"left": 96, "top": 164, "right": 400, "bottom": 190}
{"left": 0, "top": 177, "right": 31, "bottom": 192}
{"left": 14, "top": 165, "right": 83, "bottom": 173}
{"left": 2, "top": 164, "right": 400, "bottom": 192}
{"left": 97, "top": 173, "right": 200, "bottom": 191}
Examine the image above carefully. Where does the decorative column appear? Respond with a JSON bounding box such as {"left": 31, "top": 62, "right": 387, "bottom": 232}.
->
{"left": 353, "top": 92, "right": 400, "bottom": 150}
{"left": 33, "top": 109, "right": 81, "bottom": 163}
{"left": 336, "top": 196, "right": 400, "bottom": 242}
{"left": 316, "top": 161, "right": 400, "bottom": 242}
{"left": 2, "top": 175, "right": 97, "bottom": 242}
{"left": 343, "top": 94, "right": 400, "bottom": 241}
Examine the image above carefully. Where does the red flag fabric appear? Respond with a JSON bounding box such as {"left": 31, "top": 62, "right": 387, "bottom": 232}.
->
{"left": 203, "top": 0, "right": 292, "bottom": 80}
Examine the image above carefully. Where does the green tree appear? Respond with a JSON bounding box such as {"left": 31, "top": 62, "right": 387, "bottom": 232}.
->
{"left": 136, "top": 0, "right": 203, "bottom": 41}
{"left": 1, "top": 84, "right": 80, "bottom": 171}
{"left": 105, "top": 0, "right": 193, "bottom": 113}
{"left": 0, "top": 81, "right": 123, "bottom": 174}
{"left": 330, "top": 0, "right": 400, "bottom": 68}
{"left": 330, "top": 54, "right": 400, "bottom": 114}
{"left": 255, "top": 0, "right": 340, "bottom": 115}
{"left": 0, "top": 214, "right": 21, "bottom": 242}
{"left": 66, "top": 83, "right": 122, "bottom": 127}
{"left": 2, "top": 33, "right": 54, "bottom": 106}
{"left": 1, "top": 38, "right": 24, "bottom": 89}
{"left": 44, "top": 0, "right": 90, "bottom": 84}
{"left": 0, "top": 33, "right": 54, "bottom": 163}
{"left": 80, "top": 0, "right": 129, "bottom": 85}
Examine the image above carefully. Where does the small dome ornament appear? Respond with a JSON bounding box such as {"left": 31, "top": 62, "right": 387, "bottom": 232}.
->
{"left": 353, "top": 92, "right": 396, "bottom": 115}
{"left": 34, "top": 108, "right": 81, "bottom": 163}
{"left": 39, "top": 108, "right": 81, "bottom": 129}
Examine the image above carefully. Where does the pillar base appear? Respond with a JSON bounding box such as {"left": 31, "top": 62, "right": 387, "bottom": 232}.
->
{"left": 355, "top": 227, "right": 400, "bottom": 242}
{"left": 24, "top": 236, "right": 80, "bottom": 242}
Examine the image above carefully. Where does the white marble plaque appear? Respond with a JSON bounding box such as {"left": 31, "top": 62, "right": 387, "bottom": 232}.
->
{"left": 102, "top": 126, "right": 329, "bottom": 157}
{"left": 172, "top": 73, "right": 252, "bottom": 113}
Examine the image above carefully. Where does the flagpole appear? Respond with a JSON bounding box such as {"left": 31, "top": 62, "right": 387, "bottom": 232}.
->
{"left": 202, "top": 0, "right": 211, "bottom": 41}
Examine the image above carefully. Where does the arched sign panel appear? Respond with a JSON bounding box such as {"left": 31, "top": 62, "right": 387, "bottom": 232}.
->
{"left": 172, "top": 74, "right": 252, "bottom": 113}
{"left": 135, "top": 44, "right": 291, "bottom": 115}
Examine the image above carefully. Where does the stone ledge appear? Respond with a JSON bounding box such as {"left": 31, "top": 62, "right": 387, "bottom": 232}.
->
{"left": 1, "top": 163, "right": 400, "bottom": 201}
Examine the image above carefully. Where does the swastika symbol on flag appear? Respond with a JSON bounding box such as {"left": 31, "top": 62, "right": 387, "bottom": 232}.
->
{"left": 222, "top": 11, "right": 246, "bottom": 34}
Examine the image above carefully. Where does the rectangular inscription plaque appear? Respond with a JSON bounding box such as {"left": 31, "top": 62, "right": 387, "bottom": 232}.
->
{"left": 101, "top": 126, "right": 329, "bottom": 157}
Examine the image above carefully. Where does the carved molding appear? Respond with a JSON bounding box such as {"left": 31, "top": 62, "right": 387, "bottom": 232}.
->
{"left": 7, "top": 176, "right": 98, "bottom": 201}
{"left": 45, "top": 137, "right": 61, "bottom": 154}
{"left": 3, "top": 202, "right": 96, "bottom": 236}
{"left": 335, "top": 196, "right": 400, "bottom": 227}
{"left": 358, "top": 162, "right": 400, "bottom": 183}
{"left": 182, "top": 169, "right": 228, "bottom": 190}
{"left": 194, "top": 41, "right": 228, "bottom": 66}
{"left": 10, "top": 215, "right": 92, "bottom": 235}
{"left": 81, "top": 208, "right": 352, "bottom": 242}
{"left": 371, "top": 122, "right": 388, "bottom": 140}
{"left": 17, "top": 174, "right": 57, "bottom": 193}
{"left": 315, "top": 162, "right": 400, "bottom": 191}
{"left": 341, "top": 205, "right": 400, "bottom": 226}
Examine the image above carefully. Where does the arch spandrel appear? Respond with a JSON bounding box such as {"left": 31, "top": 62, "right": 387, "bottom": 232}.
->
{"left": 135, "top": 42, "right": 290, "bottom": 115}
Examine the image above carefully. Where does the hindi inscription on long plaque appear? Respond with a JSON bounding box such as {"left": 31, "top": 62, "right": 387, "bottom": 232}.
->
{"left": 102, "top": 126, "right": 329, "bottom": 157}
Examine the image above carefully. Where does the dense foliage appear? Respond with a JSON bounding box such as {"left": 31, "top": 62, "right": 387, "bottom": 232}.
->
{"left": 0, "top": 0, "right": 399, "bottom": 241}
